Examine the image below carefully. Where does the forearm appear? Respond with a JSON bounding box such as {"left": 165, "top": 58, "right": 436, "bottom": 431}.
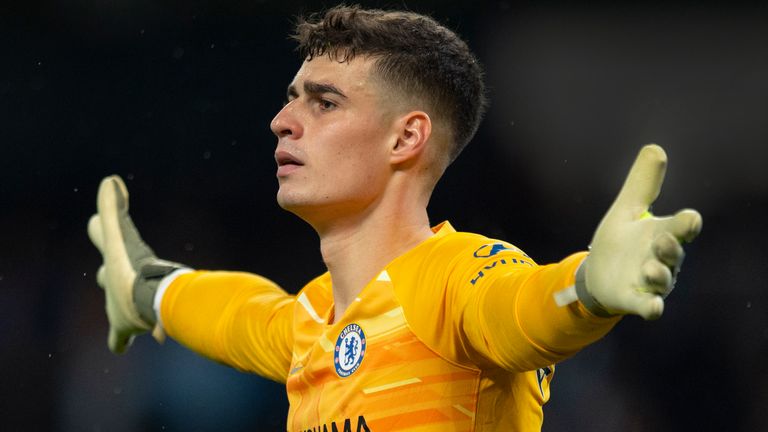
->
{"left": 160, "top": 271, "right": 294, "bottom": 382}
{"left": 463, "top": 252, "right": 620, "bottom": 371}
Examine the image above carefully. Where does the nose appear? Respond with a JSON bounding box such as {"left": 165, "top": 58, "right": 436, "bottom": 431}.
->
{"left": 270, "top": 101, "right": 303, "bottom": 139}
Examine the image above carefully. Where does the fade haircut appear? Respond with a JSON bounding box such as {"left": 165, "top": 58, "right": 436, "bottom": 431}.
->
{"left": 292, "top": 4, "right": 487, "bottom": 164}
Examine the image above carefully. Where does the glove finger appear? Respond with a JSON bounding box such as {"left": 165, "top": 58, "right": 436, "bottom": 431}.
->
{"left": 97, "top": 176, "right": 130, "bottom": 268}
{"left": 652, "top": 231, "right": 685, "bottom": 269}
{"left": 97, "top": 175, "right": 155, "bottom": 269}
{"left": 96, "top": 265, "right": 107, "bottom": 289}
{"left": 641, "top": 259, "right": 673, "bottom": 296}
{"left": 661, "top": 209, "right": 703, "bottom": 243}
{"left": 611, "top": 144, "right": 668, "bottom": 218}
{"left": 622, "top": 290, "right": 665, "bottom": 320}
{"left": 97, "top": 175, "right": 128, "bottom": 214}
{"left": 88, "top": 214, "right": 104, "bottom": 253}
{"left": 108, "top": 326, "right": 135, "bottom": 355}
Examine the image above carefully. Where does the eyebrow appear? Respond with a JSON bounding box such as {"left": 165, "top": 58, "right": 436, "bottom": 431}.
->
{"left": 286, "top": 80, "right": 348, "bottom": 100}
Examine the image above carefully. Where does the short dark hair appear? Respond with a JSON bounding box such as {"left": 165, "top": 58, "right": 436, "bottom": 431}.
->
{"left": 292, "top": 5, "right": 487, "bottom": 163}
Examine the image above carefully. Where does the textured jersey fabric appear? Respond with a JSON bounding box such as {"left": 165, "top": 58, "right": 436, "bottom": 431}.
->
{"left": 160, "top": 222, "right": 620, "bottom": 431}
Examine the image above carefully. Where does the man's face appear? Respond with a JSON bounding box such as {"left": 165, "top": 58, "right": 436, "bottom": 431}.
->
{"left": 270, "top": 55, "right": 398, "bottom": 225}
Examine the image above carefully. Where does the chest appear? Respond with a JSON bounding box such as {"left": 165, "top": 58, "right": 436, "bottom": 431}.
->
{"left": 286, "top": 280, "right": 480, "bottom": 431}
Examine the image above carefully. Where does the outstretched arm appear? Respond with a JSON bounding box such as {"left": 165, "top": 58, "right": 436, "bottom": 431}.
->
{"left": 88, "top": 176, "right": 294, "bottom": 381}
{"left": 460, "top": 144, "right": 702, "bottom": 371}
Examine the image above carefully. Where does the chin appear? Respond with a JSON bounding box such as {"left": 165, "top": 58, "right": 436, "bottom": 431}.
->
{"left": 276, "top": 190, "right": 311, "bottom": 213}
{"left": 276, "top": 193, "right": 297, "bottom": 211}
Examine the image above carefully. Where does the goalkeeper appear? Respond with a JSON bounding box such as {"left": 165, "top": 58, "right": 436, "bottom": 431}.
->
{"left": 88, "top": 5, "right": 702, "bottom": 431}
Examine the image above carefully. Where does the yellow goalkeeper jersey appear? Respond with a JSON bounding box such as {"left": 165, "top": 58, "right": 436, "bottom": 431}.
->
{"left": 160, "top": 222, "right": 619, "bottom": 431}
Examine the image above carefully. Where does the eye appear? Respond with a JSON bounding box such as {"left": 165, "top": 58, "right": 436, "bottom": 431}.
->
{"left": 318, "top": 98, "right": 337, "bottom": 111}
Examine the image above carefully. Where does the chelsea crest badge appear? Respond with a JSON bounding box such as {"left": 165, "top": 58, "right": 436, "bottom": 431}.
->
{"left": 334, "top": 323, "right": 366, "bottom": 378}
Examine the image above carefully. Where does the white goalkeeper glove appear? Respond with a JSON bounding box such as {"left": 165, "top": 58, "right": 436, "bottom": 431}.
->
{"left": 88, "top": 175, "right": 187, "bottom": 353}
{"left": 575, "top": 144, "right": 703, "bottom": 320}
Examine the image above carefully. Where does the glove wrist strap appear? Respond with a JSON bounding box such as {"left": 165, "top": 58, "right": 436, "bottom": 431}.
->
{"left": 575, "top": 259, "right": 617, "bottom": 318}
{"left": 133, "top": 259, "right": 187, "bottom": 326}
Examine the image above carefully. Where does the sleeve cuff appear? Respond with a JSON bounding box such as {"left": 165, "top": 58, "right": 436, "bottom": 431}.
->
{"left": 154, "top": 268, "right": 194, "bottom": 328}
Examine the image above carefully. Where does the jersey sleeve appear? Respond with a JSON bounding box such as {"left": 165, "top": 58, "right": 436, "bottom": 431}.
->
{"left": 457, "top": 245, "right": 621, "bottom": 372}
{"left": 159, "top": 271, "right": 294, "bottom": 383}
{"left": 394, "top": 231, "right": 620, "bottom": 373}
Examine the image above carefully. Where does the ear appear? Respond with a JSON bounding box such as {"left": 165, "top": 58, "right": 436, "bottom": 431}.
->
{"left": 390, "top": 111, "right": 432, "bottom": 166}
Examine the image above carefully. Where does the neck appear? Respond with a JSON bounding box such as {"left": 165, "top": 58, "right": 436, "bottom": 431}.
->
{"left": 315, "top": 203, "right": 433, "bottom": 323}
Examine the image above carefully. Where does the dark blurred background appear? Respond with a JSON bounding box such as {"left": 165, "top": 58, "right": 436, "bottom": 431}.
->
{"left": 1, "top": 0, "right": 766, "bottom": 431}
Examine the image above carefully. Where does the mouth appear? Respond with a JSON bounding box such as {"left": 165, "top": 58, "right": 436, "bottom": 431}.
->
{"left": 275, "top": 150, "right": 304, "bottom": 176}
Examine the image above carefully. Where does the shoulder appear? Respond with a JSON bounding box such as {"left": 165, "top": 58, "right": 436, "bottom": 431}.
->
{"left": 388, "top": 223, "right": 536, "bottom": 290}
{"left": 425, "top": 227, "right": 534, "bottom": 268}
